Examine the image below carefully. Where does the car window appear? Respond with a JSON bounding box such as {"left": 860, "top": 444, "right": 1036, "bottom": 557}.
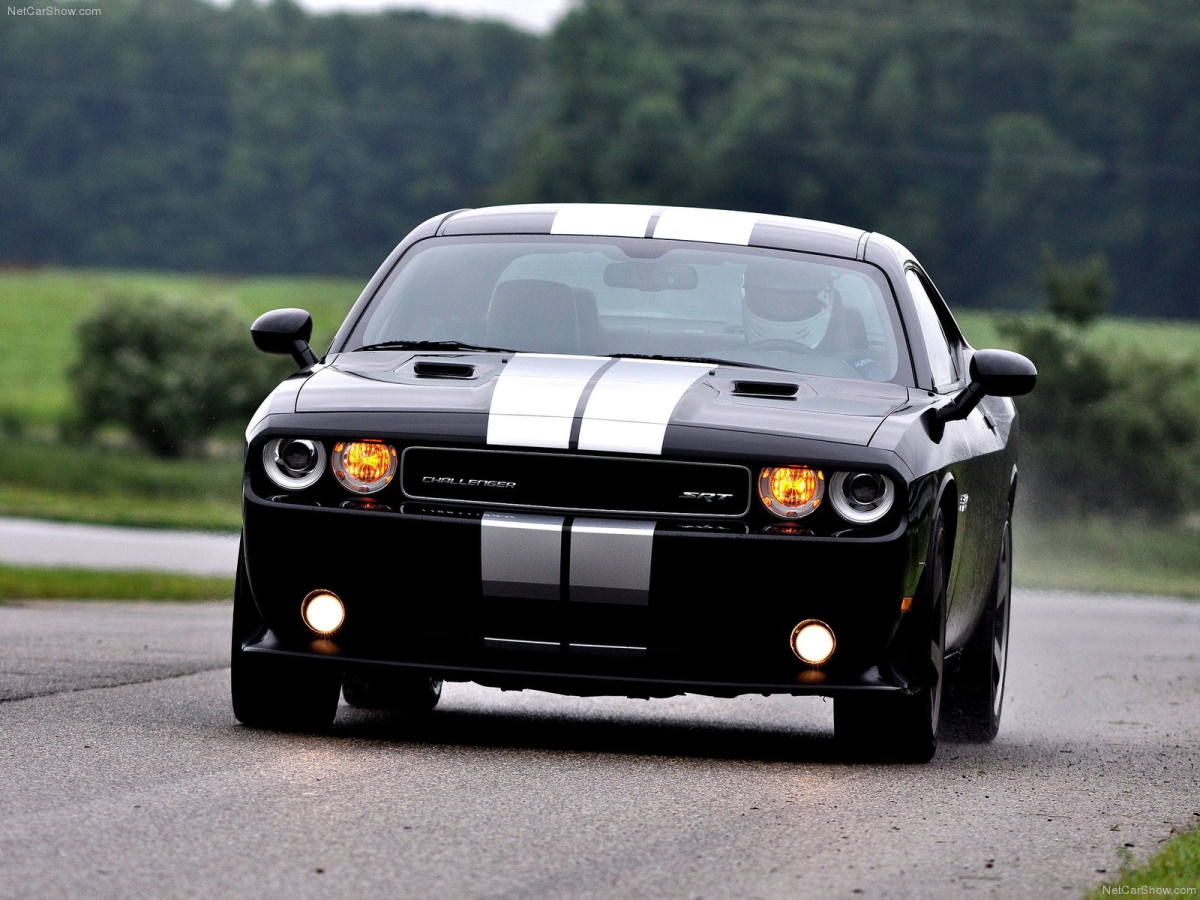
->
{"left": 353, "top": 236, "right": 914, "bottom": 385}
{"left": 905, "top": 269, "right": 958, "bottom": 389}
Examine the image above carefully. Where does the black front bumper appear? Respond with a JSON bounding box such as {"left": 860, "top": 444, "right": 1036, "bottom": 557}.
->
{"left": 241, "top": 483, "right": 925, "bottom": 698}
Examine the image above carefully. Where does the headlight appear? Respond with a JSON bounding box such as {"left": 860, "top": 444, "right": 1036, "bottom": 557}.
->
{"left": 263, "top": 438, "right": 326, "bottom": 491}
{"left": 333, "top": 440, "right": 398, "bottom": 494}
{"left": 829, "top": 471, "right": 895, "bottom": 524}
{"left": 758, "top": 465, "right": 824, "bottom": 519}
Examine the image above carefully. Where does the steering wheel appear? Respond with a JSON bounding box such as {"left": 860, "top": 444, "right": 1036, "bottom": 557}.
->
{"left": 745, "top": 339, "right": 816, "bottom": 354}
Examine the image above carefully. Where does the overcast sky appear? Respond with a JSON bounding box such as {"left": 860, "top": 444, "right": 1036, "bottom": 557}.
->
{"left": 290, "top": 0, "right": 576, "bottom": 32}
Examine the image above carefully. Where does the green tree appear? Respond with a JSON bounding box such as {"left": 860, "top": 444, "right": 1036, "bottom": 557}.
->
{"left": 221, "top": 48, "right": 344, "bottom": 272}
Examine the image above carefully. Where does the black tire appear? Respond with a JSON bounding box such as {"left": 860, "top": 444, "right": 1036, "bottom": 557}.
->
{"left": 230, "top": 550, "right": 341, "bottom": 732}
{"left": 342, "top": 670, "right": 443, "bottom": 714}
{"left": 835, "top": 510, "right": 947, "bottom": 763}
{"left": 944, "top": 517, "right": 1012, "bottom": 742}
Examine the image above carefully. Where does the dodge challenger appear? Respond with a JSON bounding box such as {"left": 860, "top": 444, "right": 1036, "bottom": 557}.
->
{"left": 233, "top": 203, "right": 1036, "bottom": 761}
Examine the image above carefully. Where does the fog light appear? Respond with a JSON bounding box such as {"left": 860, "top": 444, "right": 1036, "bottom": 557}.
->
{"left": 302, "top": 590, "right": 345, "bottom": 636}
{"left": 790, "top": 619, "right": 835, "bottom": 665}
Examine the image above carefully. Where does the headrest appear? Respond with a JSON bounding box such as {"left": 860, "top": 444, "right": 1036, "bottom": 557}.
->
{"left": 488, "top": 279, "right": 580, "bottom": 352}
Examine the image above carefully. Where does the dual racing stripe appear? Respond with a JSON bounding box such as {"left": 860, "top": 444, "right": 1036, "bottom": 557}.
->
{"left": 486, "top": 353, "right": 609, "bottom": 450}
{"left": 480, "top": 512, "right": 654, "bottom": 606}
{"left": 487, "top": 353, "right": 709, "bottom": 455}
{"left": 480, "top": 211, "right": 737, "bottom": 614}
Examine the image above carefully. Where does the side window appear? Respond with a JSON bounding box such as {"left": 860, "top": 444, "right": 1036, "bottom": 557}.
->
{"left": 905, "top": 269, "right": 958, "bottom": 389}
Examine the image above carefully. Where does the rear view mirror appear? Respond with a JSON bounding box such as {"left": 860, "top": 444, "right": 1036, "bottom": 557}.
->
{"left": 604, "top": 261, "right": 698, "bottom": 291}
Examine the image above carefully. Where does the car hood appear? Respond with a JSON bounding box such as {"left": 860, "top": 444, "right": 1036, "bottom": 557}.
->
{"left": 292, "top": 351, "right": 914, "bottom": 449}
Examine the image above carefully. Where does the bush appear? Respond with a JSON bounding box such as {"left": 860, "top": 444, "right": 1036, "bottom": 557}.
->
{"left": 71, "top": 293, "right": 280, "bottom": 456}
{"left": 1000, "top": 255, "right": 1200, "bottom": 519}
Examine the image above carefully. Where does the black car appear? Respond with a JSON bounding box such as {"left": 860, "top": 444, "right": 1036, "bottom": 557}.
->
{"left": 234, "top": 203, "right": 1036, "bottom": 761}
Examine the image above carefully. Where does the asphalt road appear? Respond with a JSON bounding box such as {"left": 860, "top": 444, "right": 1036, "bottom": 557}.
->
{"left": 0, "top": 517, "right": 239, "bottom": 575}
{"left": 1, "top": 591, "right": 1197, "bottom": 899}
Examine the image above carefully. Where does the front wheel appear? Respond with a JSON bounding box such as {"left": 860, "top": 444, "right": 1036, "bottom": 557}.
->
{"left": 944, "top": 517, "right": 1012, "bottom": 742}
{"left": 835, "top": 510, "right": 947, "bottom": 762}
{"left": 230, "top": 552, "right": 341, "bottom": 732}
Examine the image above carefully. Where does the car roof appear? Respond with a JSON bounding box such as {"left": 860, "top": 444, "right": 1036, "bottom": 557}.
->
{"left": 437, "top": 203, "right": 875, "bottom": 261}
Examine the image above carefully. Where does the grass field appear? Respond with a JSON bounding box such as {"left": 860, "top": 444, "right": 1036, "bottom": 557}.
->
{"left": 0, "top": 565, "right": 232, "bottom": 602}
{"left": 0, "top": 436, "right": 243, "bottom": 531}
{"left": 1, "top": 266, "right": 1197, "bottom": 427}
{"left": 955, "top": 309, "right": 1200, "bottom": 360}
{"left": 1013, "top": 515, "right": 1200, "bottom": 599}
{"left": 0, "top": 267, "right": 363, "bottom": 426}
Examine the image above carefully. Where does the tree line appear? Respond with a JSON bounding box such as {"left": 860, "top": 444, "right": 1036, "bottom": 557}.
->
{"left": 2, "top": 0, "right": 1198, "bottom": 316}
{"left": 0, "top": 0, "right": 545, "bottom": 275}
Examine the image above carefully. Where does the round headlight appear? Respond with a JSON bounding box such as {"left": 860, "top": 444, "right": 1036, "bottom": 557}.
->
{"left": 758, "top": 465, "right": 824, "bottom": 519}
{"left": 332, "top": 440, "right": 398, "bottom": 494}
{"left": 263, "top": 438, "right": 326, "bottom": 491}
{"left": 829, "top": 471, "right": 895, "bottom": 524}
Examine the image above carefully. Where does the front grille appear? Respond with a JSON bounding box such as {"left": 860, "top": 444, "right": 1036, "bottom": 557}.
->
{"left": 400, "top": 447, "right": 751, "bottom": 518}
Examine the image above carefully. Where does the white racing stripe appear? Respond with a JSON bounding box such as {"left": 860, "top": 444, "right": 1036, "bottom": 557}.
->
{"left": 549, "top": 204, "right": 760, "bottom": 245}
{"left": 550, "top": 203, "right": 660, "bottom": 238}
{"left": 487, "top": 353, "right": 608, "bottom": 449}
{"left": 577, "top": 359, "right": 709, "bottom": 455}
{"left": 652, "top": 207, "right": 759, "bottom": 245}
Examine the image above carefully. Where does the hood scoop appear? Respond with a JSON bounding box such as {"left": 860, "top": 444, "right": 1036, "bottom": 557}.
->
{"left": 413, "top": 361, "right": 477, "bottom": 379}
{"left": 732, "top": 380, "right": 800, "bottom": 399}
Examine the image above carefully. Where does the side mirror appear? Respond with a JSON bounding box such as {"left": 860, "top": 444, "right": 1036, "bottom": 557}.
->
{"left": 927, "top": 349, "right": 1037, "bottom": 439}
{"left": 968, "top": 348, "right": 1038, "bottom": 398}
{"left": 251, "top": 308, "right": 319, "bottom": 368}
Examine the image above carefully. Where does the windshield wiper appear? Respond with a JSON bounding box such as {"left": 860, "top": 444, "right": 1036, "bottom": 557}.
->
{"left": 354, "top": 340, "right": 513, "bottom": 353}
{"left": 354, "top": 343, "right": 782, "bottom": 372}
{"left": 607, "top": 353, "right": 782, "bottom": 372}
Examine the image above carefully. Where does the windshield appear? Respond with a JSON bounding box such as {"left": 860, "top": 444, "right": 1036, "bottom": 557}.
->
{"left": 345, "top": 235, "right": 912, "bottom": 384}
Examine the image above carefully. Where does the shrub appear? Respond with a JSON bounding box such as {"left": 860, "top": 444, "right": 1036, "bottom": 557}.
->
{"left": 1000, "top": 255, "right": 1200, "bottom": 519}
{"left": 71, "top": 293, "right": 280, "bottom": 456}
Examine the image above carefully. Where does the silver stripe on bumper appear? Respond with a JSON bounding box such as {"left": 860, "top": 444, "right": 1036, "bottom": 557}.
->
{"left": 568, "top": 518, "right": 655, "bottom": 606}
{"left": 480, "top": 511, "right": 564, "bottom": 600}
